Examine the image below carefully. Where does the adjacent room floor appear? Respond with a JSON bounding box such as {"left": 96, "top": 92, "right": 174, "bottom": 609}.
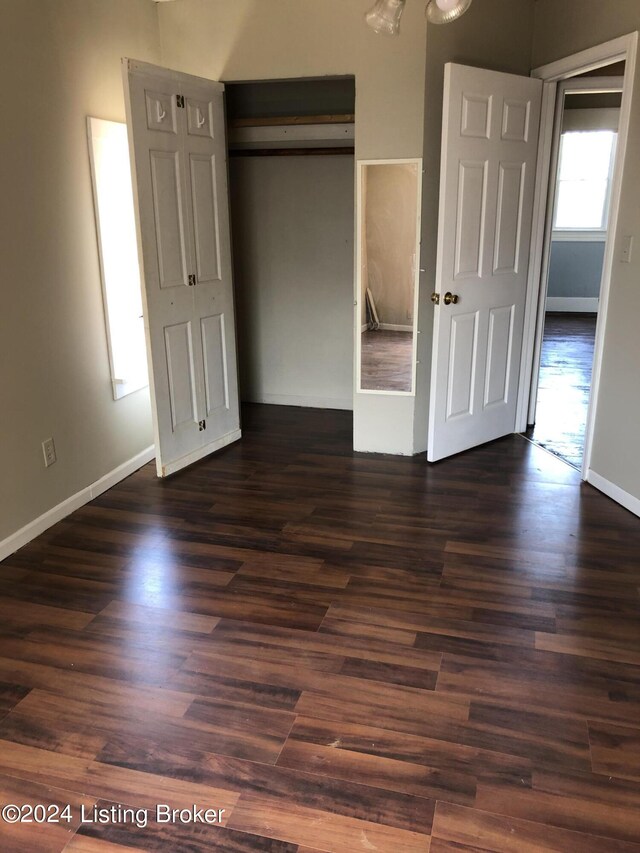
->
{"left": 527, "top": 312, "right": 598, "bottom": 469}
{"left": 1, "top": 404, "right": 639, "bottom": 851}
{"left": 360, "top": 329, "right": 413, "bottom": 392}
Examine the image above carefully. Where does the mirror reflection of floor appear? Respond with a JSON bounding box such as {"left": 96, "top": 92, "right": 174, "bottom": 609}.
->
{"left": 526, "top": 313, "right": 597, "bottom": 469}
{"left": 361, "top": 329, "right": 413, "bottom": 392}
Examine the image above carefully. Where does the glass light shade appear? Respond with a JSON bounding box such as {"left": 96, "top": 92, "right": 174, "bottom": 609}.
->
{"left": 426, "top": 0, "right": 473, "bottom": 25}
{"left": 365, "top": 0, "right": 406, "bottom": 36}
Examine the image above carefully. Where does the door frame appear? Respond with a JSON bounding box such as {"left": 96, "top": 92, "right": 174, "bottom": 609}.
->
{"left": 526, "top": 74, "right": 624, "bottom": 427}
{"left": 515, "top": 32, "right": 638, "bottom": 479}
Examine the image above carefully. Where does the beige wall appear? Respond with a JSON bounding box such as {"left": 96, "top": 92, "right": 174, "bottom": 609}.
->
{"left": 0, "top": 0, "right": 159, "bottom": 544}
{"left": 230, "top": 155, "right": 354, "bottom": 410}
{"left": 158, "top": 0, "right": 427, "bottom": 161}
{"left": 532, "top": 0, "right": 640, "bottom": 503}
{"left": 364, "top": 163, "right": 418, "bottom": 327}
{"left": 415, "top": 0, "right": 536, "bottom": 451}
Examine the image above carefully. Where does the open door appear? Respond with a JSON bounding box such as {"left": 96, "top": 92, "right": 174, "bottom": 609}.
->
{"left": 428, "top": 63, "right": 542, "bottom": 462}
{"left": 123, "top": 59, "right": 240, "bottom": 477}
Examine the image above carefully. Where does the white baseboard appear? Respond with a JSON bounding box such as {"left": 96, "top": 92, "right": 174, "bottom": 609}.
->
{"left": 379, "top": 323, "right": 413, "bottom": 332}
{"left": 0, "top": 445, "right": 155, "bottom": 563}
{"left": 546, "top": 297, "right": 599, "bottom": 313}
{"left": 586, "top": 469, "right": 640, "bottom": 518}
{"left": 361, "top": 323, "right": 368, "bottom": 333}
{"left": 244, "top": 393, "right": 353, "bottom": 411}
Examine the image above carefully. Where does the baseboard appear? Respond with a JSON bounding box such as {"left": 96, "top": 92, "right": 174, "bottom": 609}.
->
{"left": 361, "top": 323, "right": 368, "bottom": 333}
{"left": 545, "top": 297, "right": 599, "bottom": 313}
{"left": 586, "top": 469, "right": 640, "bottom": 518}
{"left": 379, "top": 323, "right": 413, "bottom": 332}
{"left": 245, "top": 393, "right": 353, "bottom": 411}
{"left": 0, "top": 445, "right": 155, "bottom": 563}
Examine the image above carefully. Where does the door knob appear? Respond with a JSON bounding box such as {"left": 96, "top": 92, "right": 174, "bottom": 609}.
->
{"left": 431, "top": 292, "right": 440, "bottom": 305}
{"left": 444, "top": 292, "right": 459, "bottom": 305}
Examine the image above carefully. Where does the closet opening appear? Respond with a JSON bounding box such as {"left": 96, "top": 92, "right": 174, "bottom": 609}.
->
{"left": 225, "top": 77, "right": 356, "bottom": 413}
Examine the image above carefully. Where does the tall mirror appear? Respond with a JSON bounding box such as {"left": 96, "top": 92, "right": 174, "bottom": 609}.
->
{"left": 357, "top": 159, "right": 421, "bottom": 394}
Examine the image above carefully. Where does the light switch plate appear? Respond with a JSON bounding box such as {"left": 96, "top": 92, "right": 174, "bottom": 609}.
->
{"left": 621, "top": 235, "right": 633, "bottom": 264}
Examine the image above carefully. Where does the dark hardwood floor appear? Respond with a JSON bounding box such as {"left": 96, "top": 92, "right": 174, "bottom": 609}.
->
{"left": 527, "top": 313, "right": 598, "bottom": 469}
{"left": 360, "top": 330, "right": 413, "bottom": 392}
{"left": 1, "top": 403, "right": 640, "bottom": 852}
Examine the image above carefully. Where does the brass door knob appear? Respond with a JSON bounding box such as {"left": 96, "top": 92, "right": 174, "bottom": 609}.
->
{"left": 444, "top": 292, "right": 459, "bottom": 305}
{"left": 431, "top": 292, "right": 440, "bottom": 305}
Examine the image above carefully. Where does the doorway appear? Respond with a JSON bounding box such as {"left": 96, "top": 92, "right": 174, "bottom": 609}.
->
{"left": 517, "top": 34, "right": 637, "bottom": 495}
{"left": 527, "top": 71, "right": 623, "bottom": 469}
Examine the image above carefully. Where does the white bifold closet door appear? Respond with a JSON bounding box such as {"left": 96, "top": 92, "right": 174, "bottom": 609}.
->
{"left": 123, "top": 59, "right": 240, "bottom": 477}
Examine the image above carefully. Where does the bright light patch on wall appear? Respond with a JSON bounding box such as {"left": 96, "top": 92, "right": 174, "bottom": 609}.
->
{"left": 88, "top": 117, "right": 148, "bottom": 400}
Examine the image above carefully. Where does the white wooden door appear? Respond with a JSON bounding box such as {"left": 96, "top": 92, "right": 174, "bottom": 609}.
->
{"left": 428, "top": 63, "right": 542, "bottom": 462}
{"left": 123, "top": 59, "right": 240, "bottom": 477}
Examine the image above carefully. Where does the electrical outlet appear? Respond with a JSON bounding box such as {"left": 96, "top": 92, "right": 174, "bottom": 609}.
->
{"left": 42, "top": 438, "right": 57, "bottom": 468}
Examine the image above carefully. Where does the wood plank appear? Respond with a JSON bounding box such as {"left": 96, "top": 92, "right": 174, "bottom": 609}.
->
{"left": 474, "top": 768, "right": 640, "bottom": 845}
{"left": 0, "top": 774, "right": 95, "bottom": 853}
{"left": 226, "top": 793, "right": 430, "bottom": 852}
{"left": 431, "top": 801, "right": 640, "bottom": 852}
{"left": 589, "top": 720, "right": 640, "bottom": 782}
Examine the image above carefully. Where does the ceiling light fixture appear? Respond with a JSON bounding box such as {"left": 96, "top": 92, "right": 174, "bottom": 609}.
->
{"left": 365, "top": 0, "right": 406, "bottom": 36}
{"left": 426, "top": 0, "right": 473, "bottom": 25}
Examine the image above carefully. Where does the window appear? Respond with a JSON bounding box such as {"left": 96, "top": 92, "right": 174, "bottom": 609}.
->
{"left": 87, "top": 117, "right": 148, "bottom": 400}
{"left": 553, "top": 130, "right": 617, "bottom": 232}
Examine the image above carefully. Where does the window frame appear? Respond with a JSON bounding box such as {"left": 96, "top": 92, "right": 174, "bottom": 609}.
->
{"left": 552, "top": 127, "right": 618, "bottom": 238}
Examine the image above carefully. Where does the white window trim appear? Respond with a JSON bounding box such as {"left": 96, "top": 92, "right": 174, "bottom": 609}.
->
{"left": 552, "top": 229, "right": 607, "bottom": 242}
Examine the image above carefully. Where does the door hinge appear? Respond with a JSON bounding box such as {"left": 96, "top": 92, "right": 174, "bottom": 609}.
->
{"left": 188, "top": 274, "right": 196, "bottom": 287}
{"left": 176, "top": 95, "right": 185, "bottom": 109}
{"left": 198, "top": 420, "right": 206, "bottom": 431}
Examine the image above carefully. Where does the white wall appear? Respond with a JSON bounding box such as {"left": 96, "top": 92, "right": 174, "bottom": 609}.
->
{"left": 533, "top": 0, "right": 640, "bottom": 508}
{"left": 230, "top": 155, "right": 354, "bottom": 410}
{"left": 0, "top": 0, "right": 158, "bottom": 548}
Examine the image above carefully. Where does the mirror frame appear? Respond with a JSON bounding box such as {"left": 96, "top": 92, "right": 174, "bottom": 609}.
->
{"left": 356, "top": 158, "right": 423, "bottom": 397}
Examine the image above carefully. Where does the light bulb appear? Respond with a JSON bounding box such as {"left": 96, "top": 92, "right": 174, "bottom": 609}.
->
{"left": 365, "top": 0, "right": 406, "bottom": 36}
{"left": 436, "top": 0, "right": 459, "bottom": 9}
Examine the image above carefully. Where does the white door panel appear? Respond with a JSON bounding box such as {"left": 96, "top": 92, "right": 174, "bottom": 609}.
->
{"left": 484, "top": 305, "right": 514, "bottom": 408}
{"left": 201, "top": 313, "right": 229, "bottom": 415}
{"left": 150, "top": 150, "right": 189, "bottom": 289}
{"left": 455, "top": 161, "right": 486, "bottom": 278}
{"left": 428, "top": 63, "right": 542, "bottom": 462}
{"left": 447, "top": 312, "right": 477, "bottom": 420}
{"left": 493, "top": 163, "right": 525, "bottom": 274}
{"left": 189, "top": 154, "right": 222, "bottom": 283}
{"left": 124, "top": 60, "right": 241, "bottom": 477}
{"left": 164, "top": 320, "right": 199, "bottom": 430}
